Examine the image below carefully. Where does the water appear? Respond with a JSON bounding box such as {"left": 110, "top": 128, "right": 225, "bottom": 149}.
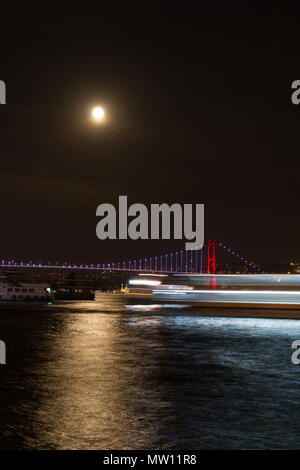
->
{"left": 0, "top": 293, "right": 300, "bottom": 449}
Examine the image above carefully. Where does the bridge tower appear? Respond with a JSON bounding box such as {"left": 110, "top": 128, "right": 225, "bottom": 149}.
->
{"left": 207, "top": 240, "right": 216, "bottom": 274}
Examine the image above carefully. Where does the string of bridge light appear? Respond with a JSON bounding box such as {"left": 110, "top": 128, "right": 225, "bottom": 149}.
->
{"left": 216, "top": 241, "right": 264, "bottom": 273}
{"left": 102, "top": 249, "right": 203, "bottom": 273}
{"left": 0, "top": 250, "right": 204, "bottom": 272}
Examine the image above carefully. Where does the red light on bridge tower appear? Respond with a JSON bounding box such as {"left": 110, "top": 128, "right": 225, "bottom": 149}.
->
{"left": 207, "top": 240, "right": 216, "bottom": 274}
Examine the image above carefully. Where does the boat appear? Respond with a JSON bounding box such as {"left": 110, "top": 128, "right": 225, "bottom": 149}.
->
{"left": 0, "top": 276, "right": 52, "bottom": 301}
{"left": 53, "top": 286, "right": 95, "bottom": 300}
{"left": 124, "top": 274, "right": 300, "bottom": 310}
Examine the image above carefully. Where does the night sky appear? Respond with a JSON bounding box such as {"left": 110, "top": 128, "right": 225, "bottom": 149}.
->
{"left": 1, "top": 13, "right": 299, "bottom": 264}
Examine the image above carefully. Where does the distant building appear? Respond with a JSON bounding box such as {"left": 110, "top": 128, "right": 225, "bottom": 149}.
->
{"left": 262, "top": 263, "right": 294, "bottom": 274}
{"left": 290, "top": 263, "right": 300, "bottom": 274}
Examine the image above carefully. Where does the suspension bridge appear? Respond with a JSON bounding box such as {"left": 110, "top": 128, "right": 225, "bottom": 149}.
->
{"left": 0, "top": 241, "right": 263, "bottom": 274}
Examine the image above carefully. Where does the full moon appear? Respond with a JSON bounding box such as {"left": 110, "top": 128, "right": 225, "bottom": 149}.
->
{"left": 92, "top": 107, "right": 105, "bottom": 121}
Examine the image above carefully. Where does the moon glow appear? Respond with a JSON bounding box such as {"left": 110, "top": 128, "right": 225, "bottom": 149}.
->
{"left": 92, "top": 107, "right": 105, "bottom": 121}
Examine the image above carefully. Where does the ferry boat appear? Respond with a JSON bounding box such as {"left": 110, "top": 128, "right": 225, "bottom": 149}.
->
{"left": 124, "top": 274, "right": 300, "bottom": 311}
{"left": 53, "top": 286, "right": 95, "bottom": 300}
{"left": 0, "top": 276, "right": 52, "bottom": 301}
